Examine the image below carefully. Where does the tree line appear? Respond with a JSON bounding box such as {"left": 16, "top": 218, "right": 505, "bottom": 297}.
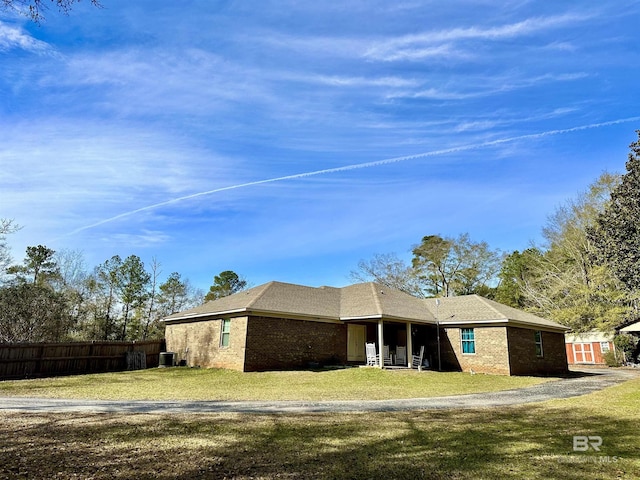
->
{"left": 0, "top": 219, "right": 253, "bottom": 344}
{"left": 351, "top": 132, "right": 640, "bottom": 359}
{"left": 0, "top": 232, "right": 252, "bottom": 343}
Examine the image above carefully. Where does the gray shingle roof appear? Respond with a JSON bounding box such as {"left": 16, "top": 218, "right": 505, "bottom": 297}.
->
{"left": 340, "top": 283, "right": 436, "bottom": 322}
{"left": 423, "top": 295, "right": 570, "bottom": 331}
{"left": 164, "top": 281, "right": 568, "bottom": 331}
{"left": 163, "top": 281, "right": 340, "bottom": 321}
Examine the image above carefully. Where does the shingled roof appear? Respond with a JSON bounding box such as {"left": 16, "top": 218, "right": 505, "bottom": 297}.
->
{"left": 163, "top": 281, "right": 341, "bottom": 322}
{"left": 164, "top": 281, "right": 568, "bottom": 331}
{"left": 423, "top": 295, "right": 570, "bottom": 331}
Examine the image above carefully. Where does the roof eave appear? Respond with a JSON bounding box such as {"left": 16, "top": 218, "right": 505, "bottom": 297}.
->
{"left": 438, "top": 318, "right": 570, "bottom": 332}
{"left": 163, "top": 307, "right": 249, "bottom": 323}
{"left": 164, "top": 307, "right": 340, "bottom": 324}
{"left": 340, "top": 314, "right": 435, "bottom": 324}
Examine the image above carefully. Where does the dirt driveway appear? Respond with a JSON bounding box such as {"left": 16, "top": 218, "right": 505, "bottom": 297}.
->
{"left": 0, "top": 367, "right": 636, "bottom": 414}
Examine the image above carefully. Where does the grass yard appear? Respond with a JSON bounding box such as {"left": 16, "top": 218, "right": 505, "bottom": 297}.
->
{"left": 0, "top": 366, "right": 555, "bottom": 401}
{"left": 0, "top": 376, "right": 638, "bottom": 479}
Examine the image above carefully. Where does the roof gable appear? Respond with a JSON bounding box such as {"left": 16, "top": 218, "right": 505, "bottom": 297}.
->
{"left": 164, "top": 281, "right": 567, "bottom": 331}
{"left": 424, "top": 295, "right": 569, "bottom": 331}
{"left": 340, "top": 283, "right": 435, "bottom": 322}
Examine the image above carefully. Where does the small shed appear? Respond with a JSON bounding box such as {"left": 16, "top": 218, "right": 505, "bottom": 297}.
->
{"left": 565, "top": 331, "right": 614, "bottom": 365}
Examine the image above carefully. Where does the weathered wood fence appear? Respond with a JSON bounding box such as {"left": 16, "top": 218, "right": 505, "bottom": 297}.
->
{"left": 0, "top": 340, "right": 166, "bottom": 380}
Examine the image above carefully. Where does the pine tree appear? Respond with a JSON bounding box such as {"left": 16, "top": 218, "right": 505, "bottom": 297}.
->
{"left": 590, "top": 131, "right": 640, "bottom": 290}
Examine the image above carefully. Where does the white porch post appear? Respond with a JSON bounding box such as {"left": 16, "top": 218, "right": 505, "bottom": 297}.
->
{"left": 406, "top": 322, "right": 413, "bottom": 368}
{"left": 377, "top": 319, "right": 384, "bottom": 368}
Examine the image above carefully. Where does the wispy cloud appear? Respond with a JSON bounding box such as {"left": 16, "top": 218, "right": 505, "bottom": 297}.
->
{"left": 391, "top": 71, "right": 589, "bottom": 100}
{"left": 0, "top": 21, "right": 53, "bottom": 53}
{"left": 55, "top": 117, "right": 640, "bottom": 240}
{"left": 294, "top": 74, "right": 420, "bottom": 88}
{"left": 364, "top": 13, "right": 591, "bottom": 61}
{"left": 108, "top": 230, "right": 172, "bottom": 247}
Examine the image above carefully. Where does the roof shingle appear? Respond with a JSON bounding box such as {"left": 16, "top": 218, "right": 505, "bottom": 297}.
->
{"left": 164, "top": 281, "right": 568, "bottom": 331}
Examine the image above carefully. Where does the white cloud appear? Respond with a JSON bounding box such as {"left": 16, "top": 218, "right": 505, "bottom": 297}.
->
{"left": 0, "top": 21, "right": 53, "bottom": 53}
{"left": 364, "top": 13, "right": 591, "bottom": 61}
{"left": 284, "top": 73, "right": 420, "bottom": 88}
{"left": 389, "top": 71, "right": 589, "bottom": 100}
{"left": 107, "top": 230, "right": 172, "bottom": 247}
{"left": 0, "top": 119, "right": 245, "bottom": 244}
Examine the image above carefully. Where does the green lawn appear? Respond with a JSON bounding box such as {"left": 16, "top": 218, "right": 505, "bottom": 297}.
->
{"left": 0, "top": 375, "right": 638, "bottom": 479}
{"left": 0, "top": 366, "right": 555, "bottom": 401}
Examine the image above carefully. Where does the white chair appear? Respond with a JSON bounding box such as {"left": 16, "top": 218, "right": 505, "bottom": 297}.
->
{"left": 365, "top": 343, "right": 378, "bottom": 366}
{"left": 412, "top": 345, "right": 425, "bottom": 369}
{"left": 383, "top": 345, "right": 393, "bottom": 366}
{"left": 396, "top": 346, "right": 407, "bottom": 366}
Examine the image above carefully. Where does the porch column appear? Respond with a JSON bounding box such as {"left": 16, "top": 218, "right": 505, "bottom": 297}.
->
{"left": 377, "top": 319, "right": 384, "bottom": 368}
{"left": 406, "top": 322, "right": 413, "bottom": 368}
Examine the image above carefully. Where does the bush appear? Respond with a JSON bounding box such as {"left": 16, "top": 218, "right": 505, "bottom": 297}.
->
{"left": 614, "top": 333, "right": 637, "bottom": 358}
{"left": 603, "top": 350, "right": 623, "bottom": 367}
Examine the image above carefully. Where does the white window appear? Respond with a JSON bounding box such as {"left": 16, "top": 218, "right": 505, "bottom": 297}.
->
{"left": 220, "top": 319, "right": 231, "bottom": 347}
{"left": 534, "top": 331, "right": 543, "bottom": 357}
{"left": 600, "top": 342, "right": 610, "bottom": 353}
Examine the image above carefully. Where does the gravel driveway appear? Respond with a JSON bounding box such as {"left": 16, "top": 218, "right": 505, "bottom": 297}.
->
{"left": 0, "top": 368, "right": 636, "bottom": 414}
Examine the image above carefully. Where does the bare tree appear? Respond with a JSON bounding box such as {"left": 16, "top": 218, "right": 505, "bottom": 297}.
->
{"left": 0, "top": 219, "right": 21, "bottom": 279}
{"left": 350, "top": 252, "right": 424, "bottom": 297}
{"left": 1, "top": 0, "right": 101, "bottom": 23}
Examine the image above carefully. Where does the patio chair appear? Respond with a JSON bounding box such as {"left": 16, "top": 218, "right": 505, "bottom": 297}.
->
{"left": 412, "top": 345, "right": 425, "bottom": 369}
{"left": 365, "top": 343, "right": 378, "bottom": 366}
{"left": 383, "top": 345, "right": 393, "bottom": 366}
{"left": 396, "top": 346, "right": 407, "bottom": 366}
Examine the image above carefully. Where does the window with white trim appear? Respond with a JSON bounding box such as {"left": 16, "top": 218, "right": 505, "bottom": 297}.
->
{"left": 461, "top": 328, "right": 475, "bottom": 354}
{"left": 220, "top": 319, "right": 231, "bottom": 347}
{"left": 534, "top": 330, "right": 543, "bottom": 357}
{"left": 600, "top": 341, "right": 610, "bottom": 353}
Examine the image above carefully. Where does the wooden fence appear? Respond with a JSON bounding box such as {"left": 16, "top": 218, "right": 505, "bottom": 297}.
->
{"left": 0, "top": 340, "right": 166, "bottom": 380}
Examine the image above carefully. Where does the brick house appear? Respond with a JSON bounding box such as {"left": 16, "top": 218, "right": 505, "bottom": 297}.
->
{"left": 163, "top": 281, "right": 569, "bottom": 375}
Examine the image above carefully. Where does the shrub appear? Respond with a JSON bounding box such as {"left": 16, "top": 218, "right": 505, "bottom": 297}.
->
{"left": 603, "top": 350, "right": 623, "bottom": 367}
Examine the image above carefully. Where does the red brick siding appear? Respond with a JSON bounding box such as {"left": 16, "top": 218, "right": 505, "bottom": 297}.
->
{"left": 164, "top": 316, "right": 248, "bottom": 370}
{"left": 440, "top": 326, "right": 511, "bottom": 375}
{"left": 508, "top": 327, "right": 568, "bottom": 375}
{"left": 244, "top": 316, "right": 347, "bottom": 371}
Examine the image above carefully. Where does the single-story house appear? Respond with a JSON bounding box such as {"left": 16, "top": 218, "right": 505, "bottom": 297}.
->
{"left": 163, "top": 281, "right": 570, "bottom": 376}
{"left": 564, "top": 331, "right": 615, "bottom": 365}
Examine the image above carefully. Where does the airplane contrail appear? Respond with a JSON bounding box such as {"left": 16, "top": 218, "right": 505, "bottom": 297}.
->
{"left": 59, "top": 116, "right": 640, "bottom": 239}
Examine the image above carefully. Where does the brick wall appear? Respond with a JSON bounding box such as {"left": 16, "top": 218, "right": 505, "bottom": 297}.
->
{"left": 244, "top": 316, "right": 347, "bottom": 371}
{"left": 440, "top": 326, "right": 511, "bottom": 375}
{"left": 508, "top": 327, "right": 568, "bottom": 375}
{"left": 164, "top": 316, "right": 248, "bottom": 370}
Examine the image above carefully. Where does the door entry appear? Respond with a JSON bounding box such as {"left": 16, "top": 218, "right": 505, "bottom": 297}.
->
{"left": 573, "top": 343, "right": 594, "bottom": 363}
{"left": 347, "top": 324, "right": 366, "bottom": 362}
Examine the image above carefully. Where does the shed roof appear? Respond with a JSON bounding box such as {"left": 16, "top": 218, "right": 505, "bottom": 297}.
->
{"left": 565, "top": 331, "right": 614, "bottom": 343}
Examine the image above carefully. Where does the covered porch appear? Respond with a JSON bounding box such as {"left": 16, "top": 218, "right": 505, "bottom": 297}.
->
{"left": 346, "top": 319, "right": 438, "bottom": 369}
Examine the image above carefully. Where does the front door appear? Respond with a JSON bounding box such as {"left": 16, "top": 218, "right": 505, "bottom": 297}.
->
{"left": 573, "top": 343, "right": 594, "bottom": 363}
{"left": 347, "top": 324, "right": 366, "bottom": 362}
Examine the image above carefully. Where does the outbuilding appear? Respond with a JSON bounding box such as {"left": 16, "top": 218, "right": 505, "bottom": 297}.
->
{"left": 564, "top": 331, "right": 615, "bottom": 366}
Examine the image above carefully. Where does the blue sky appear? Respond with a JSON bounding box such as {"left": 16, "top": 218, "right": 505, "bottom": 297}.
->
{"left": 2, "top": 1, "right": 640, "bottom": 291}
